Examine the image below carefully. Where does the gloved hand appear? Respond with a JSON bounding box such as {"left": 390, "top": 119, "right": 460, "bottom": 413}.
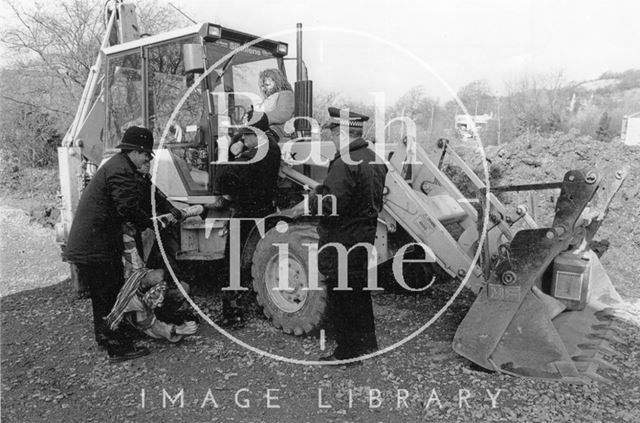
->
{"left": 170, "top": 208, "right": 183, "bottom": 221}
{"left": 152, "top": 209, "right": 179, "bottom": 228}
{"left": 158, "top": 208, "right": 180, "bottom": 226}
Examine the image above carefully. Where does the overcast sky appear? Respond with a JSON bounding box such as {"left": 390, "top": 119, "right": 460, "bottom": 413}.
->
{"left": 173, "top": 0, "right": 640, "bottom": 103}
{"left": 2, "top": 0, "right": 639, "bottom": 103}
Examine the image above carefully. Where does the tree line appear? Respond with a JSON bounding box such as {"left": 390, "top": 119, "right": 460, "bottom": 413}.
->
{"left": 0, "top": 0, "right": 183, "bottom": 169}
{"left": 326, "top": 71, "right": 640, "bottom": 153}
{"left": 1, "top": 0, "right": 638, "bottom": 170}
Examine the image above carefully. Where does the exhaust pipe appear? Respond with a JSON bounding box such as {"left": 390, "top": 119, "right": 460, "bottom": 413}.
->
{"left": 294, "top": 23, "right": 312, "bottom": 134}
{"left": 296, "top": 23, "right": 304, "bottom": 82}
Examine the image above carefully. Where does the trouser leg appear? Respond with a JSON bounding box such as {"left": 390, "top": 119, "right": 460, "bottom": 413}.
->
{"left": 327, "top": 273, "right": 377, "bottom": 359}
{"left": 77, "top": 260, "right": 131, "bottom": 348}
{"left": 353, "top": 288, "right": 377, "bottom": 352}
{"left": 326, "top": 281, "right": 353, "bottom": 358}
{"left": 221, "top": 218, "right": 256, "bottom": 317}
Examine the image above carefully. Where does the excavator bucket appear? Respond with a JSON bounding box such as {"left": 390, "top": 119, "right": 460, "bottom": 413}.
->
{"left": 453, "top": 167, "right": 629, "bottom": 383}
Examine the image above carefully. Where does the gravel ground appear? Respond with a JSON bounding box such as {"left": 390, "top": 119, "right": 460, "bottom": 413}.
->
{"left": 0, "top": 205, "right": 68, "bottom": 296}
{"left": 2, "top": 201, "right": 640, "bottom": 422}
{"left": 2, "top": 137, "right": 640, "bottom": 422}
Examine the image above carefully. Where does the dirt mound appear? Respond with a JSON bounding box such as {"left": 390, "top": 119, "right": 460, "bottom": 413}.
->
{"left": 452, "top": 131, "right": 640, "bottom": 298}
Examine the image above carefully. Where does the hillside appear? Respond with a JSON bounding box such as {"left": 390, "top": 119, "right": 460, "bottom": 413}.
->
{"left": 453, "top": 132, "right": 640, "bottom": 298}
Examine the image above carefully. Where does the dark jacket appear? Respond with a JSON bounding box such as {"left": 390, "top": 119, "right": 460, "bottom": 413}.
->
{"left": 64, "top": 152, "right": 174, "bottom": 264}
{"left": 310, "top": 138, "right": 388, "bottom": 275}
{"left": 213, "top": 131, "right": 281, "bottom": 217}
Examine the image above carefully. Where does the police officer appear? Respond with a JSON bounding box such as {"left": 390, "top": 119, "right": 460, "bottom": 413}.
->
{"left": 212, "top": 111, "right": 281, "bottom": 328}
{"left": 64, "top": 126, "right": 181, "bottom": 362}
{"left": 310, "top": 107, "right": 388, "bottom": 361}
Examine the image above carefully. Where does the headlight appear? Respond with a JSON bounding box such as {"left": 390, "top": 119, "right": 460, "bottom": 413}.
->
{"left": 200, "top": 23, "right": 222, "bottom": 41}
{"left": 275, "top": 43, "right": 288, "bottom": 56}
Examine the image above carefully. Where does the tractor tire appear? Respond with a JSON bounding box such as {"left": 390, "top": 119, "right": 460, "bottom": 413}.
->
{"left": 251, "top": 222, "right": 327, "bottom": 336}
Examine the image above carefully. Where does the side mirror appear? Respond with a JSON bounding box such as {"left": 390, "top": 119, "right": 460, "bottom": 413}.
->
{"left": 183, "top": 44, "right": 204, "bottom": 74}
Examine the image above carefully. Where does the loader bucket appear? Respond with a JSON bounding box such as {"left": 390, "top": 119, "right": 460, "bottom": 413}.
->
{"left": 453, "top": 167, "right": 628, "bottom": 383}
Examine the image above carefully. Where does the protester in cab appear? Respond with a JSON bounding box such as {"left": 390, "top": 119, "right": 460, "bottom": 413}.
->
{"left": 254, "top": 68, "right": 294, "bottom": 140}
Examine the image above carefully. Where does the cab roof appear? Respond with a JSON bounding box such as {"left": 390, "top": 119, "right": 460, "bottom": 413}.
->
{"left": 102, "top": 22, "right": 286, "bottom": 56}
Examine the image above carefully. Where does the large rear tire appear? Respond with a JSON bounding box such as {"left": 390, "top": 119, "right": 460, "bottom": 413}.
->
{"left": 251, "top": 222, "right": 327, "bottom": 335}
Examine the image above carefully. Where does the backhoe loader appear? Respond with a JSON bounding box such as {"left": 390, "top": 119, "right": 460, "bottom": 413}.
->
{"left": 56, "top": 1, "right": 629, "bottom": 383}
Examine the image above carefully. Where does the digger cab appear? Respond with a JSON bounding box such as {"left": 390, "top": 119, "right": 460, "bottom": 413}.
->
{"left": 100, "top": 22, "right": 293, "bottom": 200}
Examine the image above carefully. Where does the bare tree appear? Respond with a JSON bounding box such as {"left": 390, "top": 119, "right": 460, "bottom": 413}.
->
{"left": 392, "top": 86, "right": 439, "bottom": 128}
{"left": 504, "top": 71, "right": 568, "bottom": 135}
{"left": 3, "top": 0, "right": 103, "bottom": 97}
{"left": 2, "top": 0, "right": 186, "bottom": 105}
{"left": 0, "top": 0, "right": 187, "bottom": 167}
{"left": 457, "top": 79, "right": 494, "bottom": 115}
